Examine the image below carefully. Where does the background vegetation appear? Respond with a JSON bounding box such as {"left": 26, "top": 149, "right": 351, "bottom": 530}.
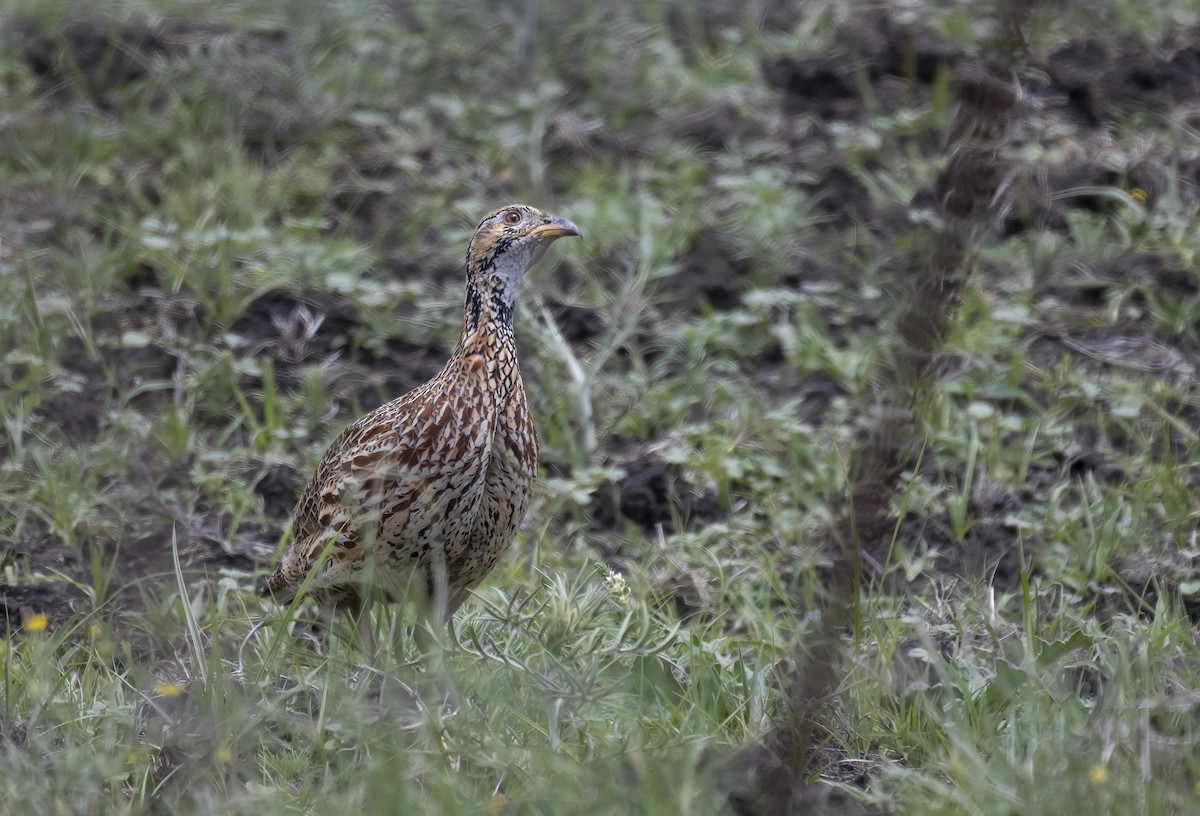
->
{"left": 1, "top": 0, "right": 1199, "bottom": 812}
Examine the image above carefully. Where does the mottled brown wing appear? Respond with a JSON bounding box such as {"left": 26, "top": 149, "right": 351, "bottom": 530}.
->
{"left": 267, "top": 390, "right": 434, "bottom": 600}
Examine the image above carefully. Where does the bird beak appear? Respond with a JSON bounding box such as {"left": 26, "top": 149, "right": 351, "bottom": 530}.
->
{"left": 530, "top": 215, "right": 582, "bottom": 240}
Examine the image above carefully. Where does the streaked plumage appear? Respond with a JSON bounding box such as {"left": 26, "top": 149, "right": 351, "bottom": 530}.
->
{"left": 262, "top": 204, "right": 580, "bottom": 621}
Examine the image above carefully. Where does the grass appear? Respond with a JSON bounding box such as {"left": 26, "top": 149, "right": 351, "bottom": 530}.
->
{"left": 2, "top": 0, "right": 1200, "bottom": 813}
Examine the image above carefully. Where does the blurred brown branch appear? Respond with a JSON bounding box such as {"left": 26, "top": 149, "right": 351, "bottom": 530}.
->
{"left": 724, "top": 2, "right": 1042, "bottom": 813}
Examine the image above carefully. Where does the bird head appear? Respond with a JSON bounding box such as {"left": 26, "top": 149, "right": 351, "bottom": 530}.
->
{"left": 466, "top": 204, "right": 582, "bottom": 295}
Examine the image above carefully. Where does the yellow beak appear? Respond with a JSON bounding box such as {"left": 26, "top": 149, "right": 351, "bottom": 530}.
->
{"left": 530, "top": 215, "right": 583, "bottom": 240}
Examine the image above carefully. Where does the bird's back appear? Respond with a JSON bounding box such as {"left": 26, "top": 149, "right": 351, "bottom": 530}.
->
{"left": 263, "top": 352, "right": 534, "bottom": 611}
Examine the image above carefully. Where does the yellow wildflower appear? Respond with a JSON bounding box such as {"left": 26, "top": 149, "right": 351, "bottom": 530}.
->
{"left": 1128, "top": 188, "right": 1147, "bottom": 204}
{"left": 214, "top": 744, "right": 233, "bottom": 764}
{"left": 1088, "top": 764, "right": 1107, "bottom": 785}
{"left": 154, "top": 681, "right": 187, "bottom": 698}
{"left": 23, "top": 613, "right": 48, "bottom": 633}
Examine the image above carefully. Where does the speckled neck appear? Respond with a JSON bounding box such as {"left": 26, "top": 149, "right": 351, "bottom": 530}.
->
{"left": 450, "top": 273, "right": 522, "bottom": 404}
{"left": 460, "top": 275, "right": 514, "bottom": 341}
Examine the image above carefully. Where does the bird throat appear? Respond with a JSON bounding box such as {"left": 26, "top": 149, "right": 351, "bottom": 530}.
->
{"left": 455, "top": 275, "right": 518, "bottom": 365}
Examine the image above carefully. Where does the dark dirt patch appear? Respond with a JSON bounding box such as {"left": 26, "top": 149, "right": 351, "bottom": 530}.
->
{"left": 764, "top": 15, "right": 961, "bottom": 119}
{"left": 792, "top": 370, "right": 848, "bottom": 425}
{"left": 246, "top": 458, "right": 304, "bottom": 521}
{"left": 933, "top": 489, "right": 1028, "bottom": 588}
{"left": 666, "top": 231, "right": 748, "bottom": 312}
{"left": 112, "top": 525, "right": 250, "bottom": 584}
{"left": 106, "top": 287, "right": 206, "bottom": 340}
{"left": 103, "top": 342, "right": 182, "bottom": 401}
{"left": 763, "top": 52, "right": 860, "bottom": 120}
{"left": 1029, "top": 251, "right": 1196, "bottom": 375}
{"left": 4, "top": 529, "right": 82, "bottom": 576}
{"left": 749, "top": 363, "right": 847, "bottom": 425}
{"left": 1040, "top": 428, "right": 1128, "bottom": 487}
{"left": 814, "top": 167, "right": 875, "bottom": 229}
{"left": 228, "top": 288, "right": 360, "bottom": 376}
{"left": 35, "top": 331, "right": 179, "bottom": 443}
{"left": 1047, "top": 36, "right": 1200, "bottom": 125}
{"left": 865, "top": 487, "right": 1030, "bottom": 593}
{"left": 0, "top": 514, "right": 263, "bottom": 644}
{"left": 15, "top": 17, "right": 318, "bottom": 163}
{"left": 768, "top": 22, "right": 1200, "bottom": 129}
{"left": 1036, "top": 251, "right": 1198, "bottom": 311}
{"left": 1064, "top": 663, "right": 1107, "bottom": 700}
{"left": 72, "top": 522, "right": 264, "bottom": 652}
{"left": 37, "top": 351, "right": 108, "bottom": 444}
{"left": 1016, "top": 150, "right": 1195, "bottom": 234}
{"left": 589, "top": 450, "right": 725, "bottom": 535}
{"left": 663, "top": 94, "right": 759, "bottom": 152}
{"left": 718, "top": 740, "right": 886, "bottom": 816}
{"left": 0, "top": 583, "right": 89, "bottom": 637}
{"left": 16, "top": 18, "right": 275, "bottom": 105}
{"left": 380, "top": 250, "right": 465, "bottom": 289}
{"left": 228, "top": 286, "right": 453, "bottom": 416}
{"left": 547, "top": 94, "right": 756, "bottom": 168}
{"left": 20, "top": 19, "right": 223, "bottom": 93}
{"left": 5, "top": 581, "right": 79, "bottom": 639}
{"left": 45, "top": 293, "right": 201, "bottom": 427}
{"left": 328, "top": 147, "right": 410, "bottom": 244}
{"left": 0, "top": 716, "right": 28, "bottom": 750}
{"left": 353, "top": 341, "right": 450, "bottom": 414}
{"left": 544, "top": 111, "right": 648, "bottom": 166}
{"left": 550, "top": 297, "right": 607, "bottom": 347}
{"left": 1027, "top": 325, "right": 1186, "bottom": 379}
{"left": 0, "top": 530, "right": 89, "bottom": 635}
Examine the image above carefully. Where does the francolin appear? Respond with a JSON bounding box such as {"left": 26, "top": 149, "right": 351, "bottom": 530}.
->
{"left": 262, "top": 204, "right": 580, "bottom": 638}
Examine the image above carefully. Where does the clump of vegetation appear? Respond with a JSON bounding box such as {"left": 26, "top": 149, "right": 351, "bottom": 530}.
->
{"left": 1, "top": 0, "right": 1199, "bottom": 813}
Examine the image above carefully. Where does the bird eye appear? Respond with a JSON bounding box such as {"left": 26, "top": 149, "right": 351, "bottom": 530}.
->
{"left": 504, "top": 210, "right": 522, "bottom": 225}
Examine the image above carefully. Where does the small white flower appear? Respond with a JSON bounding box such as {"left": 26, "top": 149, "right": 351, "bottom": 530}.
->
{"left": 602, "top": 567, "right": 631, "bottom": 603}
